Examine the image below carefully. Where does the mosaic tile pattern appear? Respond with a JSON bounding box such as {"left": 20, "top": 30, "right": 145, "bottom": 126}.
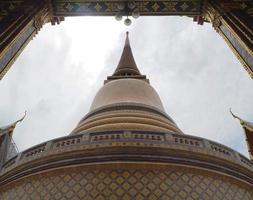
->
{"left": 0, "top": 1, "right": 252, "bottom": 17}
{"left": 53, "top": 1, "right": 202, "bottom": 16}
{"left": 0, "top": 167, "right": 252, "bottom": 200}
{"left": 52, "top": 0, "right": 253, "bottom": 16}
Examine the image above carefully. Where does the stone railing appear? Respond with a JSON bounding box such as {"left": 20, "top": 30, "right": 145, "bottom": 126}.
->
{"left": 53, "top": 134, "right": 82, "bottom": 148}
{"left": 209, "top": 141, "right": 236, "bottom": 157}
{"left": 240, "top": 154, "right": 253, "bottom": 168}
{"left": 173, "top": 135, "right": 203, "bottom": 147}
{"left": 21, "top": 142, "right": 47, "bottom": 159}
{"left": 1, "top": 131, "right": 252, "bottom": 173}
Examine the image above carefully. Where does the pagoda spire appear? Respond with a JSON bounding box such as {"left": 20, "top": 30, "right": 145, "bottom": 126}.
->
{"left": 113, "top": 32, "right": 141, "bottom": 76}
{"left": 106, "top": 32, "right": 147, "bottom": 83}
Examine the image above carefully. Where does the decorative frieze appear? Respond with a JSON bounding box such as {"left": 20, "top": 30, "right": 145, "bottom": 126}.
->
{"left": 53, "top": 1, "right": 202, "bottom": 16}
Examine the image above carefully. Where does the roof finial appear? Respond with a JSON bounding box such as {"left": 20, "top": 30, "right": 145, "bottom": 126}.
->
{"left": 230, "top": 108, "right": 253, "bottom": 130}
{"left": 0, "top": 111, "right": 27, "bottom": 137}
{"left": 230, "top": 108, "right": 242, "bottom": 121}
{"left": 125, "top": 31, "right": 130, "bottom": 46}
{"left": 15, "top": 111, "right": 27, "bottom": 125}
{"left": 230, "top": 108, "right": 246, "bottom": 126}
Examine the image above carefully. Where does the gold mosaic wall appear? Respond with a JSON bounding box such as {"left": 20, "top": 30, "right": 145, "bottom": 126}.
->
{"left": 0, "top": 165, "right": 252, "bottom": 200}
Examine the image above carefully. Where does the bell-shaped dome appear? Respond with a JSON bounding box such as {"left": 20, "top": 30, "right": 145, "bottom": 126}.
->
{"left": 71, "top": 33, "right": 182, "bottom": 135}
{"left": 90, "top": 78, "right": 165, "bottom": 112}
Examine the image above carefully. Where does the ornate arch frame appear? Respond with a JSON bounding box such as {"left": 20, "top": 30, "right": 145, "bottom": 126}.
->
{"left": 0, "top": 0, "right": 252, "bottom": 79}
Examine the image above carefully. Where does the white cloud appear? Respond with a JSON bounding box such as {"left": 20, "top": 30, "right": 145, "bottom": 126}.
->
{"left": 0, "top": 16, "right": 252, "bottom": 158}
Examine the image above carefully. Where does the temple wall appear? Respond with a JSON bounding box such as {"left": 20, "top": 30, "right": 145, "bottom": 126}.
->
{"left": 0, "top": 164, "right": 252, "bottom": 200}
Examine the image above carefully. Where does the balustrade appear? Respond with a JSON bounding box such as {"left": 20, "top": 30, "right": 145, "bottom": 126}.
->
{"left": 53, "top": 136, "right": 82, "bottom": 148}
{"left": 173, "top": 135, "right": 203, "bottom": 147}
{"left": 1, "top": 131, "right": 252, "bottom": 172}
{"left": 209, "top": 142, "right": 234, "bottom": 157}
{"left": 240, "top": 155, "right": 253, "bottom": 168}
{"left": 21, "top": 143, "right": 47, "bottom": 158}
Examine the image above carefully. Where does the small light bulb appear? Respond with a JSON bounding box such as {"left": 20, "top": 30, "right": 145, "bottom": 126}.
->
{"left": 124, "top": 18, "right": 132, "bottom": 26}
{"left": 128, "top": 2, "right": 135, "bottom": 9}
{"left": 115, "top": 13, "right": 122, "bottom": 21}
{"left": 117, "top": 3, "right": 125, "bottom": 10}
{"left": 132, "top": 11, "right": 140, "bottom": 19}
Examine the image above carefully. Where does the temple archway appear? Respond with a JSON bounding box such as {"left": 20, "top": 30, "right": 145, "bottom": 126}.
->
{"left": 0, "top": 0, "right": 252, "bottom": 79}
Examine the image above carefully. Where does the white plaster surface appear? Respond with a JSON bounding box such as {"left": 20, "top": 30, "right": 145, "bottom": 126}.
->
{"left": 90, "top": 79, "right": 165, "bottom": 112}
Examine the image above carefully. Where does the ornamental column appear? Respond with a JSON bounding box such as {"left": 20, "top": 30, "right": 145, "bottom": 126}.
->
{"left": 0, "top": 0, "right": 64, "bottom": 80}
{"left": 203, "top": 0, "right": 253, "bottom": 78}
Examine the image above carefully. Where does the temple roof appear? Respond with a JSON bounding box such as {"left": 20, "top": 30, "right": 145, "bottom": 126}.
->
{"left": 230, "top": 109, "right": 253, "bottom": 131}
{"left": 230, "top": 109, "right": 253, "bottom": 160}
{"left": 0, "top": 112, "right": 26, "bottom": 138}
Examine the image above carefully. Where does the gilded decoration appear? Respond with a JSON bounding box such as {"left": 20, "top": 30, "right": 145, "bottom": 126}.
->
{"left": 1, "top": 1, "right": 252, "bottom": 18}
{"left": 53, "top": 1, "right": 202, "bottom": 16}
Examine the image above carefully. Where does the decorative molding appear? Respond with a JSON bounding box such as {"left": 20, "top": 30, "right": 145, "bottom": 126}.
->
{"left": 1, "top": 1, "right": 252, "bottom": 17}
{"left": 52, "top": 1, "right": 202, "bottom": 16}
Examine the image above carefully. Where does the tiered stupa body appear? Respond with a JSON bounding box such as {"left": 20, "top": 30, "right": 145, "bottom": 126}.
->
{"left": 71, "top": 33, "right": 182, "bottom": 136}
{"left": 0, "top": 33, "right": 252, "bottom": 200}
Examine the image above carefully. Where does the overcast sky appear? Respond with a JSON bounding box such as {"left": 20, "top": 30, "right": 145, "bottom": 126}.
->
{"left": 0, "top": 16, "right": 252, "bottom": 158}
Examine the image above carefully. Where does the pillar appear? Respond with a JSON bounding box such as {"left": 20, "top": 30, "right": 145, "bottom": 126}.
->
{"left": 0, "top": 0, "right": 64, "bottom": 80}
{"left": 204, "top": 0, "right": 253, "bottom": 78}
